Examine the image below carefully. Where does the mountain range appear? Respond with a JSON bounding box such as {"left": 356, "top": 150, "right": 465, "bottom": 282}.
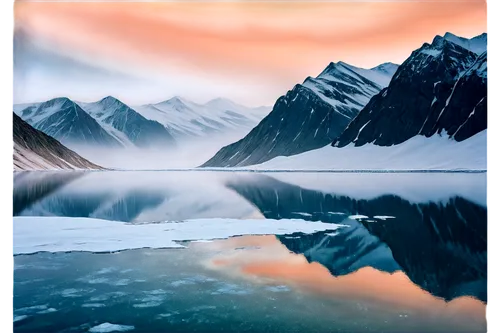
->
{"left": 202, "top": 32, "right": 487, "bottom": 169}
{"left": 14, "top": 95, "right": 269, "bottom": 151}
{"left": 13, "top": 32, "right": 486, "bottom": 171}
{"left": 134, "top": 97, "right": 269, "bottom": 139}
{"left": 13, "top": 113, "right": 102, "bottom": 171}
{"left": 201, "top": 61, "right": 398, "bottom": 167}
{"left": 332, "top": 34, "right": 487, "bottom": 147}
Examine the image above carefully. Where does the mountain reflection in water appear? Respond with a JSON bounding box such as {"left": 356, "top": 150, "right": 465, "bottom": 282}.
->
{"left": 13, "top": 171, "right": 486, "bottom": 332}
{"left": 226, "top": 174, "right": 487, "bottom": 303}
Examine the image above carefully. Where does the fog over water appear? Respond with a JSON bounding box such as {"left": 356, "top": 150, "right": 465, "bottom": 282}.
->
{"left": 72, "top": 131, "right": 249, "bottom": 169}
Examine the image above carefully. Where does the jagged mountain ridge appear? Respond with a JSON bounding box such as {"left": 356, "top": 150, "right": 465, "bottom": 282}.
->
{"left": 332, "top": 33, "right": 486, "bottom": 148}
{"left": 16, "top": 97, "right": 122, "bottom": 147}
{"left": 444, "top": 32, "right": 487, "bottom": 55}
{"left": 226, "top": 174, "right": 486, "bottom": 302}
{"left": 134, "top": 96, "right": 269, "bottom": 139}
{"left": 78, "top": 96, "right": 176, "bottom": 148}
{"left": 13, "top": 113, "right": 103, "bottom": 171}
{"left": 201, "top": 61, "right": 398, "bottom": 167}
{"left": 15, "top": 95, "right": 266, "bottom": 150}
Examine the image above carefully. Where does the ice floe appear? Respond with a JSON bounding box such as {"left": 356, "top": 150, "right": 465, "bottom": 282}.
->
{"left": 88, "top": 323, "right": 135, "bottom": 333}
{"left": 14, "top": 217, "right": 343, "bottom": 255}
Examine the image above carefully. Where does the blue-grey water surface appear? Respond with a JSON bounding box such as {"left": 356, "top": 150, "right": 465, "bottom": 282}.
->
{"left": 13, "top": 171, "right": 487, "bottom": 333}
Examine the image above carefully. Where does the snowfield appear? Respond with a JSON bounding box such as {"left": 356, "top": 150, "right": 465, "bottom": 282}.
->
{"left": 250, "top": 130, "right": 486, "bottom": 171}
{"left": 13, "top": 217, "right": 344, "bottom": 255}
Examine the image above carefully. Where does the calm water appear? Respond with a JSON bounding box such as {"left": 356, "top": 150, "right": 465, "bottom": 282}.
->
{"left": 13, "top": 171, "right": 487, "bottom": 333}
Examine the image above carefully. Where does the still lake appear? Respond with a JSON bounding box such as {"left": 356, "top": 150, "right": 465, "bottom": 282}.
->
{"left": 13, "top": 171, "right": 487, "bottom": 333}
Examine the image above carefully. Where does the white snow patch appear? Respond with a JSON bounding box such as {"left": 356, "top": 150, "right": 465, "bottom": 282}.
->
{"left": 13, "top": 217, "right": 343, "bottom": 255}
{"left": 373, "top": 216, "right": 396, "bottom": 220}
{"left": 292, "top": 212, "right": 313, "bottom": 217}
{"left": 89, "top": 323, "right": 135, "bottom": 333}
{"left": 252, "top": 130, "right": 486, "bottom": 171}
{"left": 349, "top": 215, "right": 369, "bottom": 219}
{"left": 421, "top": 49, "right": 442, "bottom": 57}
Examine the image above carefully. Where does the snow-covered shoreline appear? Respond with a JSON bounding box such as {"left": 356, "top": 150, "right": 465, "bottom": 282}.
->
{"left": 13, "top": 217, "right": 344, "bottom": 255}
{"left": 14, "top": 130, "right": 487, "bottom": 173}
{"left": 249, "top": 130, "right": 487, "bottom": 171}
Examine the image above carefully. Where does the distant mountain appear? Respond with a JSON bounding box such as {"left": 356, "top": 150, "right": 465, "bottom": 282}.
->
{"left": 201, "top": 61, "right": 398, "bottom": 167}
{"left": 13, "top": 113, "right": 103, "bottom": 171}
{"left": 15, "top": 97, "right": 122, "bottom": 148}
{"left": 444, "top": 32, "right": 487, "bottom": 55}
{"left": 134, "top": 96, "right": 269, "bottom": 139}
{"left": 79, "top": 96, "right": 176, "bottom": 148}
{"left": 332, "top": 33, "right": 486, "bottom": 148}
{"left": 227, "top": 174, "right": 486, "bottom": 302}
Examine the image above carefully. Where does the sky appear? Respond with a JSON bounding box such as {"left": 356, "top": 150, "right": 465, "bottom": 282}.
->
{"left": 14, "top": 0, "right": 486, "bottom": 107}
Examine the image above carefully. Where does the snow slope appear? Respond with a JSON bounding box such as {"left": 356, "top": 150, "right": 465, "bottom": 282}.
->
{"left": 250, "top": 130, "right": 486, "bottom": 171}
{"left": 13, "top": 216, "right": 344, "bottom": 254}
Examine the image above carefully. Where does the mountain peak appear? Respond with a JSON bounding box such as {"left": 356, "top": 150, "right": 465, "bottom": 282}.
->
{"left": 319, "top": 61, "right": 352, "bottom": 77}
{"left": 163, "top": 96, "right": 189, "bottom": 105}
{"left": 371, "top": 62, "right": 399, "bottom": 76}
{"left": 443, "top": 32, "right": 458, "bottom": 39}
{"left": 41, "top": 97, "right": 75, "bottom": 109}
{"left": 206, "top": 97, "right": 237, "bottom": 108}
{"left": 95, "top": 96, "right": 131, "bottom": 113}
{"left": 98, "top": 95, "right": 122, "bottom": 105}
{"left": 430, "top": 34, "right": 446, "bottom": 47}
{"left": 207, "top": 97, "right": 229, "bottom": 103}
{"left": 48, "top": 97, "right": 72, "bottom": 104}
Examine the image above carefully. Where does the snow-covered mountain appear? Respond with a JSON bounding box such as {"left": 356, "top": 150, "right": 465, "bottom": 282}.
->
{"left": 78, "top": 96, "right": 176, "bottom": 148}
{"left": 133, "top": 96, "right": 269, "bottom": 139}
{"left": 15, "top": 96, "right": 177, "bottom": 149}
{"left": 332, "top": 33, "right": 487, "bottom": 148}
{"left": 201, "top": 60, "right": 398, "bottom": 167}
{"left": 444, "top": 32, "right": 487, "bottom": 55}
{"left": 13, "top": 113, "right": 103, "bottom": 171}
{"left": 15, "top": 97, "right": 122, "bottom": 148}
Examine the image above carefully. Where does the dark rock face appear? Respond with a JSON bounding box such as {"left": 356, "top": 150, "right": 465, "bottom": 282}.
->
{"left": 227, "top": 174, "right": 486, "bottom": 303}
{"left": 13, "top": 113, "right": 103, "bottom": 170}
{"left": 82, "top": 96, "right": 176, "bottom": 148}
{"left": 202, "top": 61, "right": 396, "bottom": 167}
{"left": 17, "top": 97, "right": 122, "bottom": 147}
{"left": 332, "top": 35, "right": 487, "bottom": 148}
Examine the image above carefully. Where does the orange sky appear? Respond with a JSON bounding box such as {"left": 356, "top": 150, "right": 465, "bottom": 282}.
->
{"left": 14, "top": 0, "right": 486, "bottom": 105}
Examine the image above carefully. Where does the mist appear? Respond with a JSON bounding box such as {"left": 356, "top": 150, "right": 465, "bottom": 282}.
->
{"left": 70, "top": 132, "right": 248, "bottom": 170}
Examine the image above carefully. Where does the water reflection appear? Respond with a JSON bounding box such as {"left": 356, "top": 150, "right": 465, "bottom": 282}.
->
{"left": 14, "top": 236, "right": 487, "bottom": 333}
{"left": 13, "top": 171, "right": 261, "bottom": 222}
{"left": 13, "top": 172, "right": 487, "bottom": 303}
{"left": 226, "top": 174, "right": 487, "bottom": 303}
